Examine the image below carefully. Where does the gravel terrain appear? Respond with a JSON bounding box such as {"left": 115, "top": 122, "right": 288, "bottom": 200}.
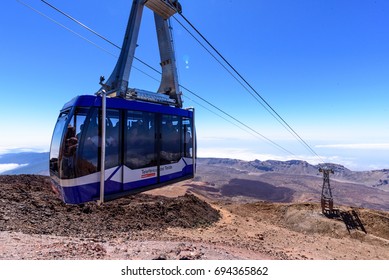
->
{"left": 1, "top": 175, "right": 389, "bottom": 260}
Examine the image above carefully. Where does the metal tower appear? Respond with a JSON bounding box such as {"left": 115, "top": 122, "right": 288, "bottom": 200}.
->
{"left": 319, "top": 167, "right": 335, "bottom": 214}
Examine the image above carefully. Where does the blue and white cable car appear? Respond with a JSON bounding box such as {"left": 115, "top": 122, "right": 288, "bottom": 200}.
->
{"left": 49, "top": 0, "right": 196, "bottom": 204}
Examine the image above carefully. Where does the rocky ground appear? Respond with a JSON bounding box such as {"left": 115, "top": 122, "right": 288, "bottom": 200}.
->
{"left": 1, "top": 175, "right": 389, "bottom": 260}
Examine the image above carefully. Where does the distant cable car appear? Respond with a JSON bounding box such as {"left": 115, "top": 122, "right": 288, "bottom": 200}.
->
{"left": 49, "top": 0, "right": 196, "bottom": 204}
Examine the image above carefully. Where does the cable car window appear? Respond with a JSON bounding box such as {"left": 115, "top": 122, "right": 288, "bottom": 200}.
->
{"left": 126, "top": 111, "right": 157, "bottom": 169}
{"left": 57, "top": 108, "right": 122, "bottom": 179}
{"left": 61, "top": 108, "right": 90, "bottom": 179}
{"left": 105, "top": 109, "right": 121, "bottom": 169}
{"left": 161, "top": 115, "right": 181, "bottom": 164}
{"left": 49, "top": 111, "right": 69, "bottom": 176}
{"left": 76, "top": 108, "right": 100, "bottom": 177}
{"left": 182, "top": 117, "right": 193, "bottom": 157}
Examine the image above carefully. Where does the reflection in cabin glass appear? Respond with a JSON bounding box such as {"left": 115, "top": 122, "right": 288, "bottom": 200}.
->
{"left": 126, "top": 111, "right": 157, "bottom": 169}
{"left": 49, "top": 111, "right": 69, "bottom": 176}
{"left": 161, "top": 115, "right": 181, "bottom": 164}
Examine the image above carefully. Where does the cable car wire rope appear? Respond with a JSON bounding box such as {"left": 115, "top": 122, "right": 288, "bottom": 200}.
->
{"left": 18, "top": 0, "right": 163, "bottom": 87}
{"left": 16, "top": 0, "right": 118, "bottom": 58}
{"left": 171, "top": 16, "right": 293, "bottom": 136}
{"left": 18, "top": 0, "right": 295, "bottom": 156}
{"left": 176, "top": 12, "right": 324, "bottom": 163}
{"left": 179, "top": 85, "right": 295, "bottom": 155}
{"left": 182, "top": 94, "right": 262, "bottom": 141}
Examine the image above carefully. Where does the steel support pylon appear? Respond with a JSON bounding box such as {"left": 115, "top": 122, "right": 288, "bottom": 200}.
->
{"left": 319, "top": 167, "right": 334, "bottom": 214}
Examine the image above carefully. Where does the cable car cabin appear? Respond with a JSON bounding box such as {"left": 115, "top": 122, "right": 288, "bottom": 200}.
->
{"left": 49, "top": 95, "right": 195, "bottom": 204}
{"left": 49, "top": 0, "right": 193, "bottom": 204}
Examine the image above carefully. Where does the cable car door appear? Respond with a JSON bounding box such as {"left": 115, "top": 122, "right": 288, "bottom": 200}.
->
{"left": 102, "top": 109, "right": 123, "bottom": 195}
{"left": 123, "top": 111, "right": 158, "bottom": 190}
{"left": 159, "top": 114, "right": 184, "bottom": 182}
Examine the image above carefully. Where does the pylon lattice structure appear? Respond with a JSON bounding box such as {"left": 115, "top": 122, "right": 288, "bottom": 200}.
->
{"left": 319, "top": 167, "right": 335, "bottom": 214}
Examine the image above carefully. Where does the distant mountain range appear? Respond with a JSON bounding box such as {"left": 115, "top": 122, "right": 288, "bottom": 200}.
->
{"left": 0, "top": 152, "right": 388, "bottom": 191}
{"left": 197, "top": 158, "right": 389, "bottom": 191}
{"left": 194, "top": 158, "right": 389, "bottom": 211}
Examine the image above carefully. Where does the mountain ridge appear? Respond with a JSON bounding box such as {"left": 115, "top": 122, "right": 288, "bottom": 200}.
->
{"left": 0, "top": 152, "right": 387, "bottom": 190}
{"left": 198, "top": 157, "right": 389, "bottom": 190}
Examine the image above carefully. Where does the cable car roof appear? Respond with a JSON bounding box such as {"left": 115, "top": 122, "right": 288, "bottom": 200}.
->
{"left": 61, "top": 95, "right": 193, "bottom": 117}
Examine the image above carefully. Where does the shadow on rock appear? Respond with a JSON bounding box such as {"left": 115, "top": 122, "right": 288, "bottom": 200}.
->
{"left": 324, "top": 208, "right": 367, "bottom": 234}
{"left": 221, "top": 179, "right": 295, "bottom": 202}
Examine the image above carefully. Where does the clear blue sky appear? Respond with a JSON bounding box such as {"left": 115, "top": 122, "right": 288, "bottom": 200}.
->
{"left": 1, "top": 0, "right": 388, "bottom": 170}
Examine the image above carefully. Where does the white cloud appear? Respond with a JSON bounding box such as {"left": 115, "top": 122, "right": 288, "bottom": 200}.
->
{"left": 0, "top": 163, "right": 28, "bottom": 174}
{"left": 315, "top": 143, "right": 389, "bottom": 150}
{"left": 0, "top": 146, "right": 49, "bottom": 155}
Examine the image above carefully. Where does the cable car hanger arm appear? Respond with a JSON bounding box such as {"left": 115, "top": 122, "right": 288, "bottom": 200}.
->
{"left": 100, "top": 0, "right": 183, "bottom": 108}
